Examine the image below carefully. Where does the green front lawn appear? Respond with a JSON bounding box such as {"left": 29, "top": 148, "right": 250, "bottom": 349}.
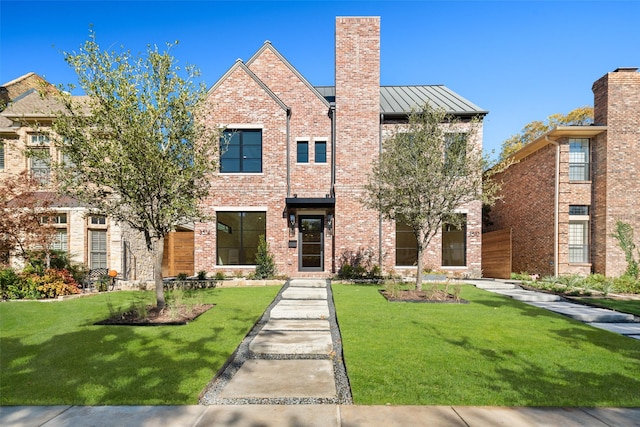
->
{"left": 333, "top": 284, "right": 640, "bottom": 407}
{"left": 0, "top": 286, "right": 280, "bottom": 405}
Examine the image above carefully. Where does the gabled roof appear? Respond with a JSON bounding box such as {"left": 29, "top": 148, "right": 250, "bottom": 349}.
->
{"left": 1, "top": 88, "right": 68, "bottom": 119}
{"left": 207, "top": 59, "right": 289, "bottom": 112}
{"left": 246, "top": 42, "right": 331, "bottom": 108}
{"left": 315, "top": 85, "right": 487, "bottom": 117}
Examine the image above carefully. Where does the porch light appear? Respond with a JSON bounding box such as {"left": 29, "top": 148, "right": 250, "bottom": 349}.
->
{"left": 327, "top": 214, "right": 333, "bottom": 234}
{"left": 289, "top": 213, "right": 296, "bottom": 229}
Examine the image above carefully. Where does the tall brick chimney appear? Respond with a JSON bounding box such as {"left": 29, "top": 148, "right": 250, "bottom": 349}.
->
{"left": 591, "top": 67, "right": 640, "bottom": 276}
{"left": 333, "top": 17, "right": 382, "bottom": 258}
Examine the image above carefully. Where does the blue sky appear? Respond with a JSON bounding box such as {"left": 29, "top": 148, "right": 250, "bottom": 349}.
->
{"left": 2, "top": 1, "right": 639, "bottom": 157}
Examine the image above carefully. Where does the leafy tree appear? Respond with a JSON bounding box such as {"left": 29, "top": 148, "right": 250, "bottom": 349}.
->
{"left": 52, "top": 32, "right": 219, "bottom": 308}
{"left": 500, "top": 106, "right": 593, "bottom": 160}
{"left": 363, "top": 103, "right": 502, "bottom": 290}
{"left": 0, "top": 171, "right": 57, "bottom": 266}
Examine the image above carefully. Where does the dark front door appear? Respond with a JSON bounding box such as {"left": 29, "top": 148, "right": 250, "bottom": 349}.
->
{"left": 299, "top": 216, "right": 324, "bottom": 271}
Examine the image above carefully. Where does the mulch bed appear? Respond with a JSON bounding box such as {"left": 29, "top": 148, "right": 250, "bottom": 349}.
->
{"left": 380, "top": 289, "right": 468, "bottom": 304}
{"left": 95, "top": 304, "right": 215, "bottom": 326}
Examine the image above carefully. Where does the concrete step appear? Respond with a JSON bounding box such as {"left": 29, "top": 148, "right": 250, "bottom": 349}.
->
{"left": 529, "top": 301, "right": 636, "bottom": 323}
{"left": 250, "top": 330, "right": 333, "bottom": 354}
{"left": 494, "top": 289, "right": 563, "bottom": 302}
{"left": 588, "top": 322, "right": 640, "bottom": 339}
{"left": 281, "top": 287, "right": 327, "bottom": 300}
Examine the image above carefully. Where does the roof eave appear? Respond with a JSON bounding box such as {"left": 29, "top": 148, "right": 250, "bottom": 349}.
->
{"left": 510, "top": 125, "right": 608, "bottom": 162}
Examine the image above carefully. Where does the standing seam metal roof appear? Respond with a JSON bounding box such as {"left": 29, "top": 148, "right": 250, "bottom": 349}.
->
{"left": 314, "top": 85, "right": 487, "bottom": 116}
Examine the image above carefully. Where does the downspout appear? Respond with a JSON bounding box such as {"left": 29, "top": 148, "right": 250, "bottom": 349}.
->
{"left": 330, "top": 105, "right": 336, "bottom": 195}
{"left": 378, "top": 113, "right": 384, "bottom": 268}
{"left": 546, "top": 136, "right": 560, "bottom": 277}
{"left": 286, "top": 107, "right": 292, "bottom": 197}
{"left": 329, "top": 104, "right": 336, "bottom": 273}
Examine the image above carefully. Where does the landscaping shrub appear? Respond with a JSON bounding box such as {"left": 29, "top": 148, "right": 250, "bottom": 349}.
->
{"left": 254, "top": 235, "right": 276, "bottom": 279}
{"left": 1, "top": 268, "right": 80, "bottom": 299}
{"left": 337, "top": 247, "right": 382, "bottom": 280}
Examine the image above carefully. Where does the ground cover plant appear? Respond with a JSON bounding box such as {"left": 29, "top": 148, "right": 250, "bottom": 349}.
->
{"left": 332, "top": 283, "right": 640, "bottom": 407}
{"left": 0, "top": 286, "right": 279, "bottom": 405}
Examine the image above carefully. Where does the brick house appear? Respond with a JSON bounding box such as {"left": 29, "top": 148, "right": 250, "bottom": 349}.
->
{"left": 485, "top": 67, "right": 640, "bottom": 278}
{"left": 196, "top": 17, "right": 487, "bottom": 278}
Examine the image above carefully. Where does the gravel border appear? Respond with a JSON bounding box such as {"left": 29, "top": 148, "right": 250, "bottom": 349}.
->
{"left": 199, "top": 279, "right": 353, "bottom": 405}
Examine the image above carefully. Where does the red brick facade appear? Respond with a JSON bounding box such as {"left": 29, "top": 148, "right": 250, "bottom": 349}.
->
{"left": 487, "top": 68, "right": 640, "bottom": 278}
{"left": 196, "top": 17, "right": 484, "bottom": 278}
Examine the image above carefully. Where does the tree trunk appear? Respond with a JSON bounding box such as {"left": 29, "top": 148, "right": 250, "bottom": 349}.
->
{"left": 153, "top": 236, "right": 166, "bottom": 309}
{"left": 415, "top": 245, "right": 424, "bottom": 291}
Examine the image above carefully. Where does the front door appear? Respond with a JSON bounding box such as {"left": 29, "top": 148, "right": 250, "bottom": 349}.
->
{"left": 299, "top": 216, "right": 324, "bottom": 271}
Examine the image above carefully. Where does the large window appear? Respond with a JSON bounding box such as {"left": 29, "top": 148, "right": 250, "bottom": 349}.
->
{"left": 442, "top": 214, "right": 466, "bottom": 266}
{"left": 569, "top": 205, "right": 589, "bottom": 263}
{"left": 296, "top": 141, "right": 309, "bottom": 163}
{"left": 444, "top": 133, "right": 467, "bottom": 174}
{"left": 52, "top": 229, "right": 68, "bottom": 252}
{"left": 315, "top": 141, "right": 327, "bottom": 163}
{"left": 396, "top": 222, "right": 418, "bottom": 266}
{"left": 29, "top": 149, "right": 50, "bottom": 185}
{"left": 216, "top": 211, "right": 266, "bottom": 265}
{"left": 220, "top": 129, "right": 262, "bottom": 173}
{"left": 90, "top": 230, "right": 107, "bottom": 269}
{"left": 569, "top": 138, "right": 590, "bottom": 181}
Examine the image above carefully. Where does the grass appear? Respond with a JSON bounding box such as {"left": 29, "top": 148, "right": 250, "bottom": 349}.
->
{"left": 333, "top": 283, "right": 640, "bottom": 407}
{"left": 0, "top": 286, "right": 280, "bottom": 405}
{"left": 575, "top": 297, "right": 640, "bottom": 317}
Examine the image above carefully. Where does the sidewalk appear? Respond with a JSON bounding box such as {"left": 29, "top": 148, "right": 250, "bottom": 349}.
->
{"left": 2, "top": 278, "right": 640, "bottom": 426}
{"left": 3, "top": 404, "right": 640, "bottom": 426}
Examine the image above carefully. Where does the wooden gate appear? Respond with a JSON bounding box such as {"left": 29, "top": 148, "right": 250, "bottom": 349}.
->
{"left": 481, "top": 228, "right": 512, "bottom": 279}
{"left": 162, "top": 231, "right": 194, "bottom": 277}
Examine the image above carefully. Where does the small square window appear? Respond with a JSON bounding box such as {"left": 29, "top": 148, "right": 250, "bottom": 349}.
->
{"left": 297, "top": 141, "right": 309, "bottom": 163}
{"left": 315, "top": 141, "right": 327, "bottom": 163}
{"left": 30, "top": 134, "right": 50, "bottom": 146}
{"left": 91, "top": 216, "right": 106, "bottom": 225}
{"left": 569, "top": 205, "right": 589, "bottom": 216}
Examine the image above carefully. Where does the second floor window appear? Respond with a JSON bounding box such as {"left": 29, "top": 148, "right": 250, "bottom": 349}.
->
{"left": 30, "top": 134, "right": 50, "bottom": 146}
{"left": 29, "top": 149, "right": 50, "bottom": 185}
{"left": 444, "top": 133, "right": 468, "bottom": 174}
{"left": 569, "top": 138, "right": 590, "bottom": 181}
{"left": 0, "top": 143, "right": 4, "bottom": 170}
{"left": 315, "top": 141, "right": 327, "bottom": 163}
{"left": 297, "top": 141, "right": 309, "bottom": 163}
{"left": 220, "top": 129, "right": 262, "bottom": 173}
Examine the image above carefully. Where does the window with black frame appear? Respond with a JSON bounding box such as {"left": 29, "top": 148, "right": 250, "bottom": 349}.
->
{"left": 216, "top": 211, "right": 266, "bottom": 265}
{"left": 442, "top": 214, "right": 467, "bottom": 266}
{"left": 220, "top": 129, "right": 262, "bottom": 173}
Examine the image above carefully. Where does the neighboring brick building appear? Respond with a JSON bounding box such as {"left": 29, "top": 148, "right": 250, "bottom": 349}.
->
{"left": 0, "top": 74, "right": 154, "bottom": 282}
{"left": 485, "top": 67, "right": 640, "bottom": 278}
{"left": 197, "top": 17, "right": 487, "bottom": 278}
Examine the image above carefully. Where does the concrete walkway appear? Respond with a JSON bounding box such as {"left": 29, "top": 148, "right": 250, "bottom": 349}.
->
{"left": 3, "top": 278, "right": 640, "bottom": 426}
{"left": 4, "top": 404, "right": 640, "bottom": 426}
{"left": 466, "top": 279, "right": 640, "bottom": 340}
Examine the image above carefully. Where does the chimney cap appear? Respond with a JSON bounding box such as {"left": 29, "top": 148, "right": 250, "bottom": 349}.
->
{"left": 614, "top": 67, "right": 639, "bottom": 72}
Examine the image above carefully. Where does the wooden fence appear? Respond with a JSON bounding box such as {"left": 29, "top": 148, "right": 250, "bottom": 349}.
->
{"left": 481, "top": 228, "right": 512, "bottom": 279}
